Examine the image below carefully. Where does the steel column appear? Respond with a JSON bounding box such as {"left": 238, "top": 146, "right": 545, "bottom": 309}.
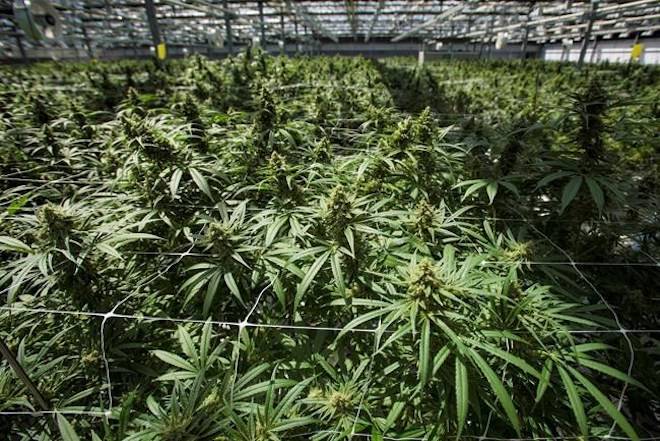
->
{"left": 590, "top": 35, "right": 600, "bottom": 63}
{"left": 520, "top": 3, "right": 534, "bottom": 57}
{"left": 223, "top": 0, "right": 233, "bottom": 54}
{"left": 81, "top": 25, "right": 94, "bottom": 58}
{"left": 577, "top": 1, "right": 598, "bottom": 68}
{"left": 280, "top": 8, "right": 285, "bottom": 54}
{"left": 144, "top": 0, "right": 164, "bottom": 53}
{"left": 365, "top": 0, "right": 384, "bottom": 43}
{"left": 14, "top": 33, "right": 26, "bottom": 61}
{"left": 258, "top": 0, "right": 265, "bottom": 44}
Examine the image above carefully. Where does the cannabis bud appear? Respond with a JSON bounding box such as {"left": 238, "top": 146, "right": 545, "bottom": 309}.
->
{"left": 384, "top": 117, "right": 414, "bottom": 152}
{"left": 37, "top": 204, "right": 78, "bottom": 245}
{"left": 313, "top": 137, "right": 332, "bottom": 163}
{"left": 322, "top": 186, "right": 352, "bottom": 238}
{"left": 412, "top": 107, "right": 433, "bottom": 143}
{"left": 204, "top": 222, "right": 233, "bottom": 256}
{"left": 413, "top": 200, "right": 435, "bottom": 236}
{"left": 268, "top": 151, "right": 287, "bottom": 178}
{"left": 307, "top": 387, "right": 324, "bottom": 400}
{"left": 328, "top": 390, "right": 353, "bottom": 414}
{"left": 503, "top": 241, "right": 534, "bottom": 262}
{"left": 407, "top": 260, "right": 442, "bottom": 308}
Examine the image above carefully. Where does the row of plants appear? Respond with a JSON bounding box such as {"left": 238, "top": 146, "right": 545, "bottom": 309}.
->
{"left": 0, "top": 51, "right": 658, "bottom": 440}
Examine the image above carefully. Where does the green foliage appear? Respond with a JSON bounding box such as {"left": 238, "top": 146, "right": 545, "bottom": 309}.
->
{"left": 0, "top": 53, "right": 657, "bottom": 440}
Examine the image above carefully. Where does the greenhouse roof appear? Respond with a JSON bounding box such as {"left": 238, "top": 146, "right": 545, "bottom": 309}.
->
{"left": 1, "top": 1, "right": 659, "bottom": 54}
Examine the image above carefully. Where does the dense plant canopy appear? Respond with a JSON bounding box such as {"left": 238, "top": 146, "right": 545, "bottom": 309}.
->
{"left": 0, "top": 52, "right": 658, "bottom": 440}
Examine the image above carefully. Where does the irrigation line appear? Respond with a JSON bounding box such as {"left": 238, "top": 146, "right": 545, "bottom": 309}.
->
{"left": 0, "top": 239, "right": 655, "bottom": 271}
{"left": 481, "top": 260, "right": 658, "bottom": 267}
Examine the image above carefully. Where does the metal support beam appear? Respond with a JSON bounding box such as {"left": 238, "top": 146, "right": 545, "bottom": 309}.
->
{"left": 365, "top": 0, "right": 384, "bottom": 43}
{"left": 485, "top": 15, "right": 495, "bottom": 59}
{"left": 223, "top": 0, "right": 233, "bottom": 54}
{"left": 388, "top": 0, "right": 426, "bottom": 34}
{"left": 521, "top": 25, "right": 530, "bottom": 57}
{"left": 448, "top": 22, "right": 455, "bottom": 58}
{"left": 0, "top": 338, "right": 50, "bottom": 411}
{"left": 392, "top": 4, "right": 463, "bottom": 42}
{"left": 15, "top": 35, "right": 26, "bottom": 60}
{"left": 577, "top": 1, "right": 597, "bottom": 68}
{"left": 144, "top": 0, "right": 164, "bottom": 54}
{"left": 303, "top": 24, "right": 308, "bottom": 54}
{"left": 280, "top": 8, "right": 285, "bottom": 53}
{"left": 521, "top": 3, "right": 533, "bottom": 57}
{"left": 12, "top": 22, "right": 26, "bottom": 61}
{"left": 258, "top": 0, "right": 265, "bottom": 44}
{"left": 345, "top": 0, "right": 358, "bottom": 39}
{"left": 81, "top": 24, "right": 94, "bottom": 58}
{"left": 590, "top": 35, "right": 599, "bottom": 63}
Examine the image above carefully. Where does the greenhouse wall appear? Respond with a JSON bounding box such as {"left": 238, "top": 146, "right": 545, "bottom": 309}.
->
{"left": 542, "top": 37, "right": 660, "bottom": 64}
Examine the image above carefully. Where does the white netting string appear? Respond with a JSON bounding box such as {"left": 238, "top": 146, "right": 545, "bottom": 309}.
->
{"left": 99, "top": 241, "right": 196, "bottom": 413}
{"left": 514, "top": 213, "right": 638, "bottom": 439}
{"left": 0, "top": 214, "right": 655, "bottom": 439}
{"left": 229, "top": 274, "right": 277, "bottom": 402}
{"left": 3, "top": 305, "right": 659, "bottom": 337}
{"left": 5, "top": 204, "right": 657, "bottom": 229}
{"left": 0, "top": 295, "right": 656, "bottom": 440}
{"left": 84, "top": 250, "right": 660, "bottom": 267}
{"left": 345, "top": 319, "right": 382, "bottom": 440}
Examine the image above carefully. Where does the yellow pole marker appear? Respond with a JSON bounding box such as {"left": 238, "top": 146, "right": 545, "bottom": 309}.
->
{"left": 630, "top": 43, "right": 644, "bottom": 61}
{"left": 157, "top": 43, "right": 167, "bottom": 60}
